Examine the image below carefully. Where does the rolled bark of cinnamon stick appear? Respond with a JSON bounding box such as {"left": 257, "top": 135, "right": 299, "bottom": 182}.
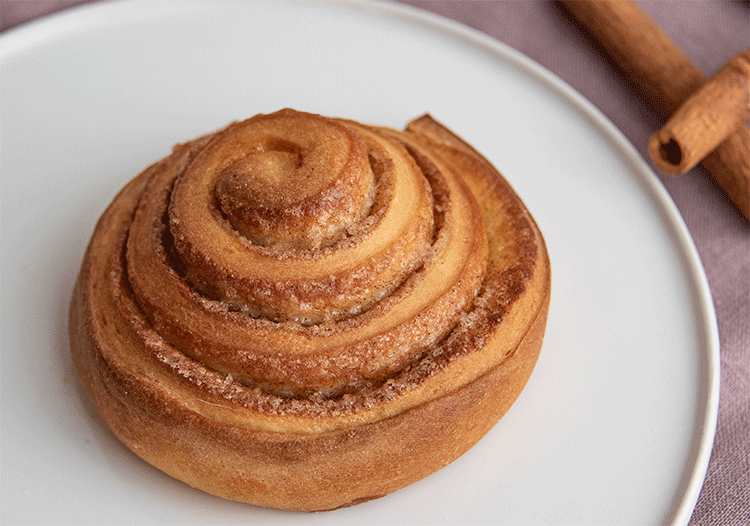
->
{"left": 562, "top": 0, "right": 750, "bottom": 220}
{"left": 649, "top": 49, "right": 750, "bottom": 176}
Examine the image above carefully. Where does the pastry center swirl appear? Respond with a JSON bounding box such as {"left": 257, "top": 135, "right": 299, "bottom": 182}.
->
{"left": 212, "top": 118, "right": 375, "bottom": 250}
{"left": 124, "top": 109, "right": 489, "bottom": 396}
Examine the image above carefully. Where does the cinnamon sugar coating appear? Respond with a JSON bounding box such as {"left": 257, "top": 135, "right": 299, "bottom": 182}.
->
{"left": 69, "top": 109, "right": 551, "bottom": 511}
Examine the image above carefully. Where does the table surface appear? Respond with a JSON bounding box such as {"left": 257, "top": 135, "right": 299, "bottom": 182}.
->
{"left": 2, "top": 1, "right": 748, "bottom": 524}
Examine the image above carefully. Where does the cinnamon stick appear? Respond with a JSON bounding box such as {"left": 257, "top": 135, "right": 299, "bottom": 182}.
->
{"left": 650, "top": 49, "right": 750, "bottom": 175}
{"left": 561, "top": 0, "right": 750, "bottom": 220}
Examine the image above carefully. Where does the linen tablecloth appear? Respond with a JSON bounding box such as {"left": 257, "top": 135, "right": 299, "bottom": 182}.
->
{"left": 2, "top": 1, "right": 747, "bottom": 524}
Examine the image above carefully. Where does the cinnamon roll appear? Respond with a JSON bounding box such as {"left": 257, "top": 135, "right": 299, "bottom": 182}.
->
{"left": 69, "top": 109, "right": 551, "bottom": 511}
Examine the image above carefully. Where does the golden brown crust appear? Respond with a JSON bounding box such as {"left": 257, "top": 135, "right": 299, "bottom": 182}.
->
{"left": 69, "top": 109, "right": 551, "bottom": 511}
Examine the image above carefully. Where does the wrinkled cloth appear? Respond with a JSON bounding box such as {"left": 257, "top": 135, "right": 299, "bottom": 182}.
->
{"left": 2, "top": 1, "right": 747, "bottom": 524}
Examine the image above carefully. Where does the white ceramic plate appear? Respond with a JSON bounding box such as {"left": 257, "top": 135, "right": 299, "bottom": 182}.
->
{"left": 0, "top": 1, "right": 719, "bottom": 524}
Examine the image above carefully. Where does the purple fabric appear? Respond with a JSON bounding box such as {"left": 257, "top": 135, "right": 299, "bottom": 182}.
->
{"left": 2, "top": 1, "right": 747, "bottom": 523}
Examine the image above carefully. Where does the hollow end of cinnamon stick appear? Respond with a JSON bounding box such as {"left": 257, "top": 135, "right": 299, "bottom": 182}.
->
{"left": 649, "top": 131, "right": 689, "bottom": 175}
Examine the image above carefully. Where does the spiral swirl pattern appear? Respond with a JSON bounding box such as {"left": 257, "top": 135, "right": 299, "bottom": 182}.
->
{"left": 70, "top": 109, "right": 550, "bottom": 511}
